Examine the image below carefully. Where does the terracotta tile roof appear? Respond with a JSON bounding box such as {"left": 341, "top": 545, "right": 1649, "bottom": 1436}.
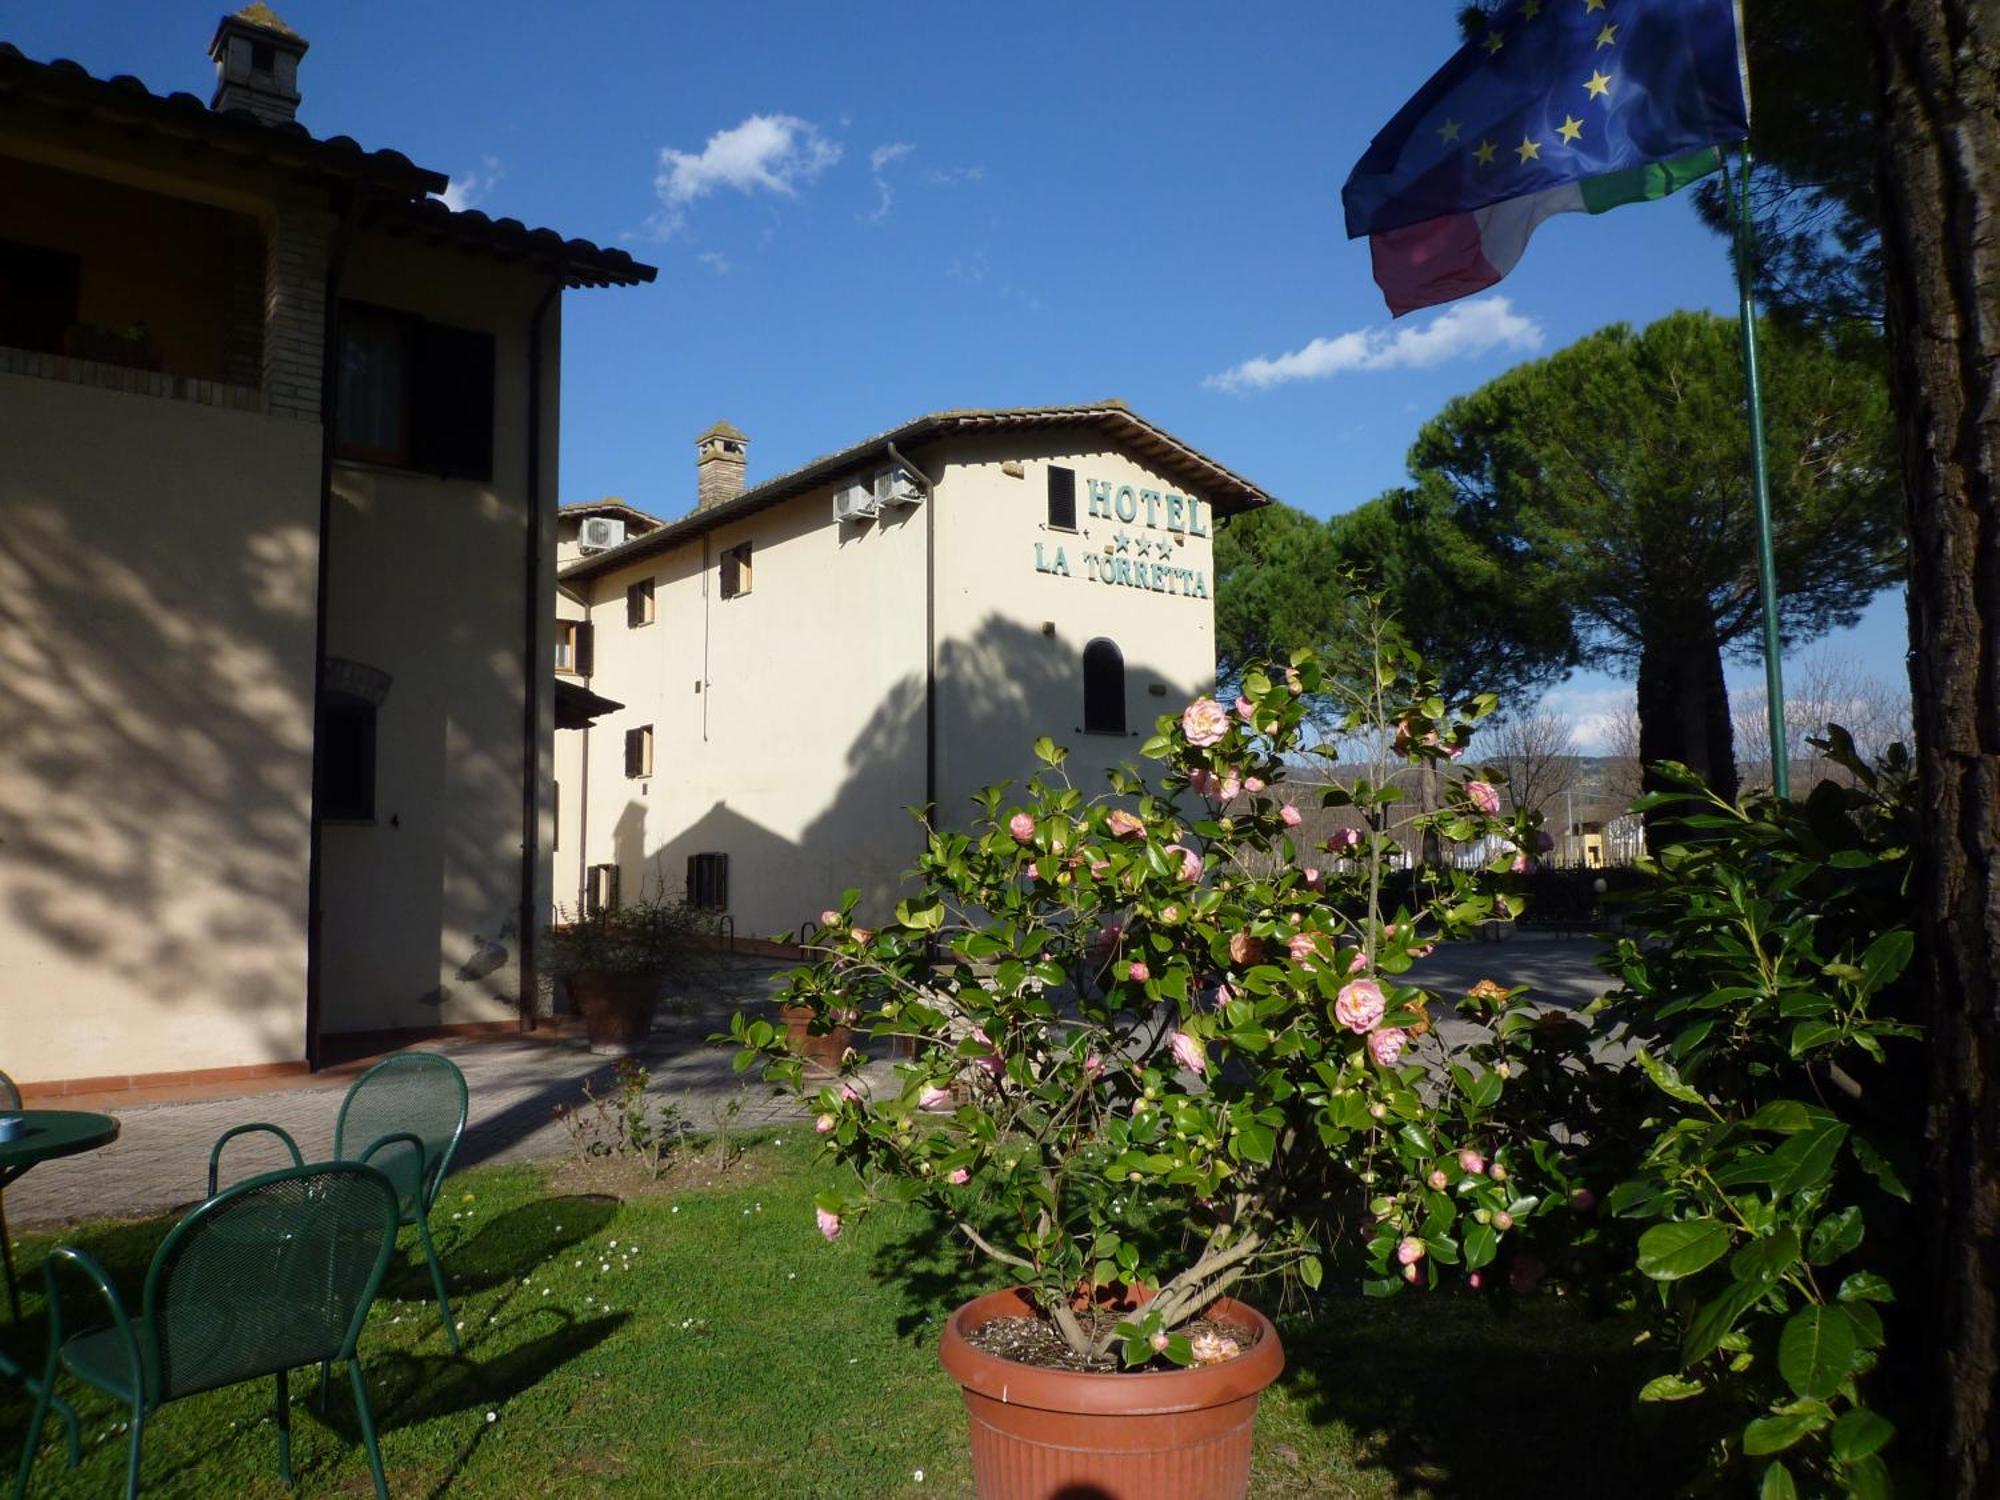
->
{"left": 0, "top": 42, "right": 656, "bottom": 289}
{"left": 560, "top": 401, "right": 1273, "bottom": 584}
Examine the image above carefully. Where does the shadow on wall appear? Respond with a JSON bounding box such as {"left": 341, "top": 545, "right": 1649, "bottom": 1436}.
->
{"left": 0, "top": 481, "right": 319, "bottom": 1074}
{"left": 636, "top": 613, "right": 1195, "bottom": 938}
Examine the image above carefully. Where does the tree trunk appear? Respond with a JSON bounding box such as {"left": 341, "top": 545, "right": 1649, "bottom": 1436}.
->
{"left": 1635, "top": 615, "right": 1740, "bottom": 831}
{"left": 1866, "top": 2, "right": 2000, "bottom": 1492}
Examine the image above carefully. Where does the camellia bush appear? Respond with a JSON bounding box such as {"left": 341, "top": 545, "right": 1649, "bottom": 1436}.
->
{"left": 727, "top": 600, "right": 1574, "bottom": 1366}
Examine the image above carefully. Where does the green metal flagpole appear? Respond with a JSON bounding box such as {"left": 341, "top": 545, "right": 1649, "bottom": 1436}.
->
{"left": 1731, "top": 142, "right": 1790, "bottom": 797}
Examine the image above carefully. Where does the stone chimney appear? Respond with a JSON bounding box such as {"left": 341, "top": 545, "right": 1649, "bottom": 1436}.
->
{"left": 208, "top": 5, "right": 307, "bottom": 125}
{"left": 697, "top": 421, "right": 749, "bottom": 510}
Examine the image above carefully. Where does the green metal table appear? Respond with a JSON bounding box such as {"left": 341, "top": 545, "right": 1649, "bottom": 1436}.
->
{"left": 0, "top": 1110, "right": 120, "bottom": 1470}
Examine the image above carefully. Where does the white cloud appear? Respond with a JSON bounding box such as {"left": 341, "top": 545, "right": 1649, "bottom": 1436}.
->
{"left": 1537, "top": 684, "right": 1636, "bottom": 755}
{"left": 1204, "top": 296, "right": 1545, "bottom": 393}
{"left": 696, "top": 250, "right": 731, "bottom": 275}
{"left": 438, "top": 154, "right": 503, "bottom": 214}
{"left": 923, "top": 164, "right": 986, "bottom": 188}
{"left": 867, "top": 141, "right": 914, "bottom": 222}
{"left": 652, "top": 114, "right": 842, "bottom": 236}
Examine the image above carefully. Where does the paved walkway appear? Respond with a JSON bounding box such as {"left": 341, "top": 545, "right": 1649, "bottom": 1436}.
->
{"left": 8, "top": 937, "right": 1614, "bottom": 1228}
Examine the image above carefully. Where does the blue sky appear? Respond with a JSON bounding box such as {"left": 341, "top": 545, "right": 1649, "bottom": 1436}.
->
{"left": 20, "top": 1, "right": 1908, "bottom": 746}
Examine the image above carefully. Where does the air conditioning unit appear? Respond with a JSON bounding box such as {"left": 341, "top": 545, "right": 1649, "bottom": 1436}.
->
{"left": 875, "top": 467, "right": 924, "bottom": 508}
{"left": 832, "top": 482, "right": 879, "bottom": 524}
{"left": 578, "top": 516, "right": 627, "bottom": 553}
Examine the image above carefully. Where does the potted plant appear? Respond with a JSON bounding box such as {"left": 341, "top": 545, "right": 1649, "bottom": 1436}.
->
{"left": 545, "top": 892, "right": 716, "bottom": 1056}
{"left": 728, "top": 597, "right": 1542, "bottom": 1497}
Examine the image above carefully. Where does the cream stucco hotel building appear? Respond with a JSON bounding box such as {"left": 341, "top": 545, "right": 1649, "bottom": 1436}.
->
{"left": 554, "top": 405, "right": 1271, "bottom": 940}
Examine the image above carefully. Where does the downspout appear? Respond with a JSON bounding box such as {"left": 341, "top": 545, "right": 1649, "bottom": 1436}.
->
{"left": 887, "top": 441, "right": 938, "bottom": 829}
{"left": 520, "top": 275, "right": 563, "bottom": 1032}
{"left": 304, "top": 190, "right": 359, "bottom": 1073}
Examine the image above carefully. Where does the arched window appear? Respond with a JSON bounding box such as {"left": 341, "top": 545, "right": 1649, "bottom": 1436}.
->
{"left": 1083, "top": 638, "right": 1126, "bottom": 734}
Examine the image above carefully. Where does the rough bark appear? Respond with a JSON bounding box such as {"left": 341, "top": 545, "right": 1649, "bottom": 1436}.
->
{"left": 1865, "top": 2, "right": 2000, "bottom": 1492}
{"left": 1636, "top": 616, "right": 1739, "bottom": 832}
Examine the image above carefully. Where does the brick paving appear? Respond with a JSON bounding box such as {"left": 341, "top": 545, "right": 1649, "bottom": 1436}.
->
{"left": 6, "top": 938, "right": 1611, "bottom": 1228}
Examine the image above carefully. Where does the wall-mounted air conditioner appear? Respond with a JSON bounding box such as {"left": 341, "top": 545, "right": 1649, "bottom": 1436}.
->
{"left": 578, "top": 516, "right": 627, "bottom": 553}
{"left": 875, "top": 467, "right": 924, "bottom": 508}
{"left": 832, "top": 482, "right": 879, "bottom": 523}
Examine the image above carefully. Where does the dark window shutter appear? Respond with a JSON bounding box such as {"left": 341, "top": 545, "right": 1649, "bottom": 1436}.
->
{"left": 318, "top": 696, "right": 378, "bottom": 819}
{"left": 574, "top": 622, "right": 594, "bottom": 677}
{"left": 720, "top": 547, "right": 740, "bottom": 598}
{"left": 688, "top": 852, "right": 729, "bottom": 910}
{"left": 1083, "top": 638, "right": 1126, "bottom": 734}
{"left": 625, "top": 727, "right": 643, "bottom": 778}
{"left": 1048, "top": 466, "right": 1077, "bottom": 530}
{"left": 412, "top": 321, "right": 496, "bottom": 480}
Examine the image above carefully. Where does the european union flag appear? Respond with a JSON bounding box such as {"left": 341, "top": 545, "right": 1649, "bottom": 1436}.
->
{"left": 1342, "top": 0, "right": 1749, "bottom": 314}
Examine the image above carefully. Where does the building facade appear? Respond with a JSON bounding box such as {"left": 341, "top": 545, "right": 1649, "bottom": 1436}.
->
{"left": 0, "top": 9, "right": 653, "bottom": 1089}
{"left": 554, "top": 405, "right": 1270, "bottom": 939}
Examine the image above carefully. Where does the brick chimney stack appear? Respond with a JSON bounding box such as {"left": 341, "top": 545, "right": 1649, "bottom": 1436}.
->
{"left": 208, "top": 5, "right": 307, "bottom": 126}
{"left": 696, "top": 422, "right": 749, "bottom": 510}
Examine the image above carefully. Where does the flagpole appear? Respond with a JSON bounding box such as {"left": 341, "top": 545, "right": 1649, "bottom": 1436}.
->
{"left": 1731, "top": 142, "right": 1790, "bottom": 797}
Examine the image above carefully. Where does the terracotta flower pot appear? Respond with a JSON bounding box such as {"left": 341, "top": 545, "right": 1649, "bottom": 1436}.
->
{"left": 568, "top": 970, "right": 661, "bottom": 1056}
{"left": 779, "top": 1003, "right": 854, "bottom": 1075}
{"left": 939, "top": 1287, "right": 1285, "bottom": 1500}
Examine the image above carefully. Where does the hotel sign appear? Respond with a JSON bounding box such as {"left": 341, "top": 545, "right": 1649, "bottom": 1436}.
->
{"left": 1033, "top": 477, "right": 1211, "bottom": 600}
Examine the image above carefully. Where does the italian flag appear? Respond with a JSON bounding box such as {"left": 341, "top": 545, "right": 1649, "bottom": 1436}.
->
{"left": 1371, "top": 148, "right": 1723, "bottom": 317}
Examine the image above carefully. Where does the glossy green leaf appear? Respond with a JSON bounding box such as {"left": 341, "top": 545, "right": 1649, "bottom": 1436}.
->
{"left": 1807, "top": 1207, "right": 1864, "bottom": 1266}
{"left": 1830, "top": 1407, "right": 1893, "bottom": 1463}
{"left": 1769, "top": 1122, "right": 1849, "bottom": 1197}
{"left": 1778, "top": 1307, "right": 1858, "bottom": 1400}
{"left": 1637, "top": 1220, "right": 1732, "bottom": 1281}
{"left": 1758, "top": 1460, "right": 1799, "bottom": 1500}
{"left": 1638, "top": 1373, "right": 1706, "bottom": 1403}
{"left": 1742, "top": 1407, "right": 1830, "bottom": 1456}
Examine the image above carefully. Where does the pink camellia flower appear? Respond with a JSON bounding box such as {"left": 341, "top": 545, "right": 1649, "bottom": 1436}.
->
{"left": 1285, "top": 667, "right": 1303, "bottom": 695}
{"left": 1411, "top": 942, "right": 1437, "bottom": 959}
{"left": 815, "top": 1112, "right": 836, "bottom": 1134}
{"left": 850, "top": 927, "right": 873, "bottom": 945}
{"left": 1369, "top": 1027, "right": 1410, "bottom": 1066}
{"left": 1348, "top": 951, "right": 1369, "bottom": 975}
{"left": 1491, "top": 1161, "right": 1510, "bottom": 1183}
{"left": 1468, "top": 1271, "right": 1484, "bottom": 1289}
{"left": 1459, "top": 1148, "right": 1487, "bottom": 1176}
{"left": 946, "top": 1167, "right": 970, "bottom": 1186}
{"left": 838, "top": 1081, "right": 863, "bottom": 1102}
{"left": 1335, "top": 978, "right": 1386, "bottom": 1033}
{"left": 1279, "top": 803, "right": 1303, "bottom": 828}
{"left": 816, "top": 1208, "right": 842, "bottom": 1242}
{"left": 1466, "top": 780, "right": 1502, "bottom": 816}
{"left": 1402, "top": 1261, "right": 1422, "bottom": 1284}
{"left": 1427, "top": 1169, "right": 1449, "bottom": 1191}
{"left": 1228, "top": 931, "right": 1265, "bottom": 966}
{"left": 1127, "top": 960, "right": 1151, "bottom": 983}
{"left": 1090, "top": 858, "right": 1112, "bottom": 879}
{"left": 1191, "top": 1331, "right": 1242, "bottom": 1365}
{"left": 1397, "top": 1236, "right": 1426, "bottom": 1266}
{"left": 918, "top": 1085, "right": 953, "bottom": 1111}
{"left": 1166, "top": 843, "right": 1202, "bottom": 882}
{"left": 819, "top": 909, "right": 842, "bottom": 928}
{"left": 1182, "top": 697, "right": 1231, "bottom": 747}
{"left": 1446, "top": 742, "right": 1466, "bottom": 761}
{"left": 1083, "top": 1053, "right": 1105, "bottom": 1079}
{"left": 1511, "top": 854, "right": 1538, "bottom": 875}
{"left": 1171, "top": 1029, "right": 1208, "bottom": 1076}
{"left": 1108, "top": 809, "right": 1145, "bottom": 840}
{"left": 1304, "top": 868, "right": 1323, "bottom": 889}
{"left": 1160, "top": 904, "right": 1183, "bottom": 924}
{"left": 1188, "top": 767, "right": 1216, "bottom": 799}
{"left": 1008, "top": 813, "right": 1036, "bottom": 843}
{"left": 1245, "top": 776, "right": 1266, "bottom": 794}
{"left": 1150, "top": 1331, "right": 1172, "bottom": 1354}
{"left": 1212, "top": 982, "right": 1236, "bottom": 1011}
{"left": 1494, "top": 1210, "right": 1515, "bottom": 1232}
{"left": 1327, "top": 827, "right": 1364, "bottom": 852}
{"left": 1218, "top": 774, "right": 1243, "bottom": 802}
{"left": 1289, "top": 931, "right": 1321, "bottom": 964}
{"left": 1235, "top": 695, "right": 1257, "bottom": 722}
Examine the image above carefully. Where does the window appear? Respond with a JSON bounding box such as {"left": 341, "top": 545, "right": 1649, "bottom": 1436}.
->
{"left": 688, "top": 852, "right": 729, "bottom": 912}
{"left": 624, "top": 724, "right": 654, "bottom": 779}
{"left": 250, "top": 40, "right": 276, "bottom": 73}
{"left": 0, "top": 240, "right": 81, "bottom": 355}
{"left": 1047, "top": 465, "right": 1077, "bottom": 531}
{"left": 334, "top": 300, "right": 495, "bottom": 479}
{"left": 555, "top": 619, "right": 593, "bottom": 675}
{"left": 319, "top": 693, "right": 377, "bottom": 820}
{"left": 720, "top": 541, "right": 752, "bottom": 598}
{"left": 626, "top": 578, "right": 656, "bottom": 627}
{"left": 585, "top": 862, "right": 620, "bottom": 916}
{"left": 1083, "top": 638, "right": 1126, "bottom": 734}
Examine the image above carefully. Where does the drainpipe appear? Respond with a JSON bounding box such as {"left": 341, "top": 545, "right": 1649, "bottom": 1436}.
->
{"left": 303, "top": 190, "right": 358, "bottom": 1073}
{"left": 886, "top": 443, "right": 938, "bottom": 829}
{"left": 520, "top": 276, "right": 563, "bottom": 1032}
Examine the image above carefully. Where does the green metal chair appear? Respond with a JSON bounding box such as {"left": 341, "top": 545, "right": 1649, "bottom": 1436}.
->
{"left": 207, "top": 1052, "right": 470, "bottom": 1354}
{"left": 11, "top": 1161, "right": 402, "bottom": 1500}
{"left": 1, "top": 1068, "right": 20, "bottom": 1321}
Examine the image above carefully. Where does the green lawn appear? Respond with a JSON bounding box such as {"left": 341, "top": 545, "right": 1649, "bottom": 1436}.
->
{"left": 2, "top": 1138, "right": 1685, "bottom": 1498}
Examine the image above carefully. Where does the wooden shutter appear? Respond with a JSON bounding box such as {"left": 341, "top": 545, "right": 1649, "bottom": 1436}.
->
{"left": 574, "top": 622, "right": 594, "bottom": 677}
{"left": 720, "top": 546, "right": 741, "bottom": 598}
{"left": 412, "top": 321, "right": 496, "bottom": 480}
{"left": 1048, "top": 466, "right": 1077, "bottom": 530}
{"left": 625, "top": 727, "right": 643, "bottom": 778}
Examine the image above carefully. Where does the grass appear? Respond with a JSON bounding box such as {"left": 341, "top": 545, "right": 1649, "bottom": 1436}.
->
{"left": 1, "top": 1136, "right": 1690, "bottom": 1498}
